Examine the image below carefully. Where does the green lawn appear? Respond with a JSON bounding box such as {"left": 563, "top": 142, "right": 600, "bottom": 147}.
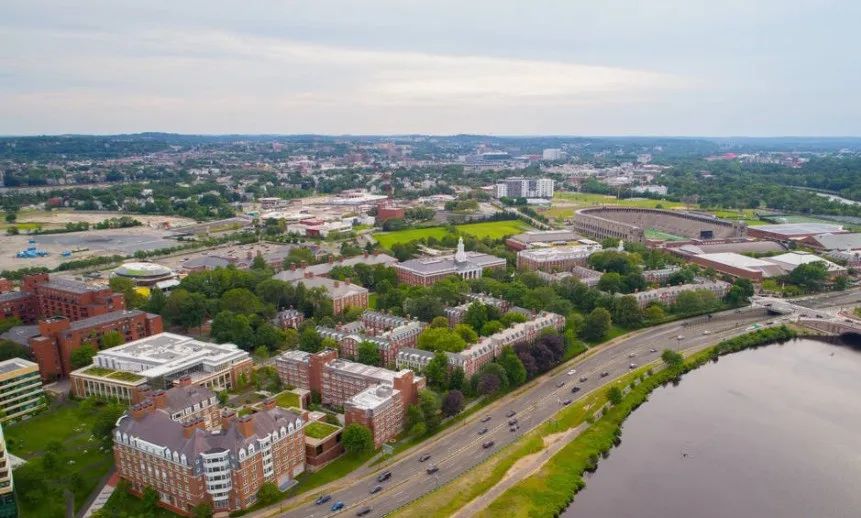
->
{"left": 304, "top": 421, "right": 340, "bottom": 439}
{"left": 644, "top": 228, "right": 688, "bottom": 241}
{"left": 368, "top": 293, "right": 378, "bottom": 309}
{"left": 5, "top": 401, "right": 115, "bottom": 517}
{"left": 373, "top": 220, "right": 529, "bottom": 248}
{"left": 99, "top": 485, "right": 179, "bottom": 517}
{"left": 274, "top": 390, "right": 301, "bottom": 409}
{"left": 553, "top": 192, "right": 685, "bottom": 209}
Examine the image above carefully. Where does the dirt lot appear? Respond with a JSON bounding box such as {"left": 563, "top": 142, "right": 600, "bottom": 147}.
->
{"left": 12, "top": 210, "right": 195, "bottom": 229}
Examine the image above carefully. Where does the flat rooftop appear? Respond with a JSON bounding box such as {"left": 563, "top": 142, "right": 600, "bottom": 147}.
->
{"left": 326, "top": 358, "right": 397, "bottom": 383}
{"left": 0, "top": 357, "right": 38, "bottom": 375}
{"left": 347, "top": 384, "right": 397, "bottom": 410}
{"left": 754, "top": 223, "right": 844, "bottom": 236}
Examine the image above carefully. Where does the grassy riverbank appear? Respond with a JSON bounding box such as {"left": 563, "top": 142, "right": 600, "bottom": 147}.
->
{"left": 393, "top": 326, "right": 797, "bottom": 518}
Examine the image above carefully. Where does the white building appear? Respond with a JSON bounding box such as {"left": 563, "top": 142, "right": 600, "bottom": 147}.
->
{"left": 542, "top": 149, "right": 565, "bottom": 161}
{"left": 495, "top": 177, "right": 555, "bottom": 199}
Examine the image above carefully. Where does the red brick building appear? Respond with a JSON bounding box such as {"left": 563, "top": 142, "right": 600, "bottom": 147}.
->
{"left": 28, "top": 310, "right": 163, "bottom": 381}
{"left": 290, "top": 273, "right": 368, "bottom": 314}
{"left": 344, "top": 385, "right": 404, "bottom": 448}
{"left": 375, "top": 201, "right": 405, "bottom": 224}
{"left": 114, "top": 399, "right": 306, "bottom": 516}
{"left": 0, "top": 274, "right": 124, "bottom": 325}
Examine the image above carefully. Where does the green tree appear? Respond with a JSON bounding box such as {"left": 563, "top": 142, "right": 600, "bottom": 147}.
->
{"left": 143, "top": 286, "right": 167, "bottom": 314}
{"left": 101, "top": 330, "right": 125, "bottom": 348}
{"left": 497, "top": 347, "right": 527, "bottom": 387}
{"left": 480, "top": 320, "right": 504, "bottom": 336}
{"left": 448, "top": 367, "right": 465, "bottom": 391}
{"left": 342, "top": 423, "right": 374, "bottom": 454}
{"left": 441, "top": 390, "right": 465, "bottom": 417}
{"left": 256, "top": 481, "right": 281, "bottom": 506}
{"left": 220, "top": 288, "right": 265, "bottom": 316}
{"left": 598, "top": 272, "right": 623, "bottom": 293}
{"left": 193, "top": 502, "right": 214, "bottom": 518}
{"left": 283, "top": 328, "right": 299, "bottom": 350}
{"left": 787, "top": 261, "right": 829, "bottom": 293}
{"left": 109, "top": 276, "right": 145, "bottom": 309}
{"left": 251, "top": 254, "right": 268, "bottom": 270}
{"left": 4, "top": 213, "right": 16, "bottom": 223}
{"left": 424, "top": 351, "right": 450, "bottom": 389}
{"left": 253, "top": 345, "right": 270, "bottom": 361}
{"left": 417, "top": 327, "right": 467, "bottom": 353}
{"left": 429, "top": 316, "right": 449, "bottom": 328}
{"left": 142, "top": 486, "right": 159, "bottom": 511}
{"left": 643, "top": 304, "right": 666, "bottom": 322}
{"left": 211, "top": 311, "right": 255, "bottom": 348}
{"left": 661, "top": 349, "right": 684, "bottom": 368}
{"left": 581, "top": 307, "right": 612, "bottom": 341}
{"left": 0, "top": 338, "right": 29, "bottom": 361}
{"left": 70, "top": 344, "right": 97, "bottom": 369}
{"left": 453, "top": 323, "right": 478, "bottom": 343}
{"left": 162, "top": 289, "right": 208, "bottom": 330}
{"left": 356, "top": 341, "right": 380, "bottom": 366}
{"left": 613, "top": 295, "right": 643, "bottom": 328}
{"left": 283, "top": 247, "right": 316, "bottom": 268}
{"left": 419, "top": 389, "right": 442, "bottom": 433}
{"left": 500, "top": 311, "right": 527, "bottom": 327}
{"left": 298, "top": 326, "right": 323, "bottom": 353}
{"left": 463, "top": 302, "right": 489, "bottom": 332}
{"left": 607, "top": 386, "right": 623, "bottom": 405}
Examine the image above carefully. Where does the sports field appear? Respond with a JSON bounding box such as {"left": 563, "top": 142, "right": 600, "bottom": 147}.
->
{"left": 373, "top": 220, "right": 529, "bottom": 248}
{"left": 553, "top": 192, "right": 686, "bottom": 209}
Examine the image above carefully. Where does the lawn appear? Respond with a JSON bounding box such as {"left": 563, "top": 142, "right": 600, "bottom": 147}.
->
{"left": 644, "top": 228, "right": 687, "bottom": 241}
{"left": 99, "top": 484, "right": 179, "bottom": 517}
{"left": 553, "top": 192, "right": 685, "bottom": 209}
{"left": 304, "top": 421, "right": 340, "bottom": 439}
{"left": 373, "top": 220, "right": 529, "bottom": 248}
{"left": 274, "top": 390, "right": 301, "bottom": 409}
{"left": 5, "top": 401, "right": 115, "bottom": 517}
{"left": 368, "top": 293, "right": 378, "bottom": 309}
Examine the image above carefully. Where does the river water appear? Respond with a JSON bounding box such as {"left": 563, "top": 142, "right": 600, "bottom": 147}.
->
{"left": 564, "top": 338, "right": 861, "bottom": 518}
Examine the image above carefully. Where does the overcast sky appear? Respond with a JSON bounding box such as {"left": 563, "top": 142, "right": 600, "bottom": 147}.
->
{"left": 2, "top": 0, "right": 859, "bottom": 136}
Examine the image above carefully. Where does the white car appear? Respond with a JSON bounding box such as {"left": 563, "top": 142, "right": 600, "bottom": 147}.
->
{"left": 702, "top": 330, "right": 711, "bottom": 335}
{"left": 567, "top": 369, "right": 576, "bottom": 376}
{"left": 676, "top": 335, "right": 685, "bottom": 340}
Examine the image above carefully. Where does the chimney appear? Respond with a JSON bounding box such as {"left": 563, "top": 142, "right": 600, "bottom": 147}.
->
{"left": 291, "top": 263, "right": 297, "bottom": 271}
{"left": 364, "top": 251, "right": 369, "bottom": 258}
{"left": 131, "top": 400, "right": 155, "bottom": 420}
{"left": 328, "top": 255, "right": 334, "bottom": 264}
{"left": 300, "top": 260, "right": 308, "bottom": 268}
{"left": 334, "top": 280, "right": 340, "bottom": 287}
{"left": 237, "top": 415, "right": 255, "bottom": 438}
{"left": 262, "top": 398, "right": 276, "bottom": 411}
{"left": 151, "top": 389, "right": 167, "bottom": 409}
{"left": 345, "top": 277, "right": 352, "bottom": 286}
{"left": 182, "top": 420, "right": 198, "bottom": 439}
{"left": 178, "top": 375, "right": 192, "bottom": 387}
{"left": 304, "top": 270, "right": 314, "bottom": 279}
{"left": 221, "top": 409, "right": 237, "bottom": 430}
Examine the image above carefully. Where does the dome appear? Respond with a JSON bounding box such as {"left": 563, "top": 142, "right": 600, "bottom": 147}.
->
{"left": 112, "top": 262, "right": 175, "bottom": 286}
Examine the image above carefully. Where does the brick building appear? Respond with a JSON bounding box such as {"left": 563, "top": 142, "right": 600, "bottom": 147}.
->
{"left": 344, "top": 385, "right": 404, "bottom": 448}
{"left": 316, "top": 311, "right": 425, "bottom": 366}
{"left": 445, "top": 294, "right": 511, "bottom": 326}
{"left": 136, "top": 378, "right": 222, "bottom": 431}
{"left": 626, "top": 280, "right": 731, "bottom": 308}
{"left": 290, "top": 273, "right": 368, "bottom": 315}
{"left": 375, "top": 201, "right": 405, "bottom": 224}
{"left": 273, "top": 309, "right": 304, "bottom": 330}
{"left": 114, "top": 399, "right": 306, "bottom": 516}
{"left": 0, "top": 274, "right": 124, "bottom": 325}
{"left": 516, "top": 243, "right": 602, "bottom": 272}
{"left": 28, "top": 310, "right": 163, "bottom": 380}
{"left": 394, "top": 238, "right": 506, "bottom": 286}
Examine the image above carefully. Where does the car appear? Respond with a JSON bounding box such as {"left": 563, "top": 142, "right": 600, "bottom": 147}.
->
{"left": 506, "top": 410, "right": 516, "bottom": 418}
{"left": 579, "top": 376, "right": 588, "bottom": 382}
{"left": 482, "top": 440, "right": 495, "bottom": 449}
{"left": 331, "top": 501, "right": 345, "bottom": 512}
{"left": 478, "top": 427, "right": 488, "bottom": 435}
{"left": 509, "top": 426, "right": 517, "bottom": 432}
{"left": 676, "top": 335, "right": 685, "bottom": 340}
{"left": 629, "top": 363, "right": 637, "bottom": 369}
{"left": 556, "top": 380, "right": 565, "bottom": 388}
{"left": 649, "top": 348, "right": 657, "bottom": 353}
{"left": 426, "top": 465, "right": 439, "bottom": 474}
{"left": 571, "top": 386, "right": 581, "bottom": 394}
{"left": 315, "top": 495, "right": 332, "bottom": 505}
{"left": 370, "top": 485, "right": 383, "bottom": 494}
{"left": 356, "top": 508, "right": 372, "bottom": 517}
{"left": 377, "top": 471, "right": 392, "bottom": 482}
{"left": 628, "top": 352, "right": 636, "bottom": 358}
{"left": 562, "top": 399, "right": 572, "bottom": 405}
{"left": 508, "top": 418, "right": 518, "bottom": 426}
{"left": 481, "top": 415, "right": 492, "bottom": 423}
{"left": 567, "top": 369, "right": 576, "bottom": 375}
{"left": 600, "top": 371, "right": 609, "bottom": 378}
{"left": 702, "top": 330, "right": 711, "bottom": 335}
{"left": 418, "top": 454, "right": 431, "bottom": 463}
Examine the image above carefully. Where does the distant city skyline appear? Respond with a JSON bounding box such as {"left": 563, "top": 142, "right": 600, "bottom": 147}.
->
{"left": 2, "top": 0, "right": 860, "bottom": 136}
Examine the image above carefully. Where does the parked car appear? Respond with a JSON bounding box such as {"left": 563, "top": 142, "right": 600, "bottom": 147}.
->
{"left": 649, "top": 348, "right": 658, "bottom": 353}
{"left": 562, "top": 399, "right": 572, "bottom": 405}
{"left": 571, "top": 386, "right": 581, "bottom": 394}
{"left": 556, "top": 380, "right": 565, "bottom": 388}
{"left": 579, "top": 376, "right": 588, "bottom": 382}
{"left": 482, "top": 440, "right": 495, "bottom": 449}
{"left": 331, "top": 501, "right": 345, "bottom": 512}
{"left": 357, "top": 508, "right": 372, "bottom": 517}
{"left": 377, "top": 471, "right": 392, "bottom": 483}
{"left": 426, "top": 465, "right": 439, "bottom": 474}
{"left": 370, "top": 485, "right": 383, "bottom": 494}
{"left": 600, "top": 371, "right": 609, "bottom": 378}
{"left": 315, "top": 495, "right": 332, "bottom": 505}
{"left": 418, "top": 454, "right": 431, "bottom": 463}
{"left": 478, "top": 427, "right": 488, "bottom": 435}
{"left": 629, "top": 363, "right": 637, "bottom": 369}
{"left": 481, "top": 415, "right": 492, "bottom": 423}
{"left": 506, "top": 410, "right": 516, "bottom": 418}
{"left": 567, "top": 369, "right": 576, "bottom": 375}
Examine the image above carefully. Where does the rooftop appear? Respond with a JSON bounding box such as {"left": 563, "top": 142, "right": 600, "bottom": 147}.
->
{"left": 274, "top": 253, "right": 397, "bottom": 282}
{"left": 347, "top": 384, "right": 398, "bottom": 410}
{"left": 806, "top": 232, "right": 861, "bottom": 251}
{"left": 754, "top": 222, "right": 845, "bottom": 237}
{"left": 397, "top": 251, "right": 506, "bottom": 275}
{"left": 0, "top": 357, "right": 38, "bottom": 375}
{"left": 291, "top": 277, "right": 368, "bottom": 298}
{"left": 40, "top": 277, "right": 101, "bottom": 294}
{"left": 509, "top": 230, "right": 582, "bottom": 244}
{"left": 517, "top": 244, "right": 601, "bottom": 261}
{"left": 67, "top": 309, "right": 152, "bottom": 331}
{"left": 0, "top": 291, "right": 31, "bottom": 303}
{"left": 326, "top": 358, "right": 398, "bottom": 384}
{"left": 114, "top": 262, "right": 174, "bottom": 278}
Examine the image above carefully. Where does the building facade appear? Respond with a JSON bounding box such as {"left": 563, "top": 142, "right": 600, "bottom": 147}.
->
{"left": 0, "top": 358, "right": 45, "bottom": 424}
{"left": 0, "top": 424, "right": 16, "bottom": 517}
{"left": 394, "top": 238, "right": 506, "bottom": 286}
{"left": 344, "top": 385, "right": 404, "bottom": 448}
{"left": 516, "top": 243, "right": 602, "bottom": 272}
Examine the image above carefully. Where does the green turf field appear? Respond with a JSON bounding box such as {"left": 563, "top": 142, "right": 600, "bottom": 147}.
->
{"left": 373, "top": 220, "right": 529, "bottom": 248}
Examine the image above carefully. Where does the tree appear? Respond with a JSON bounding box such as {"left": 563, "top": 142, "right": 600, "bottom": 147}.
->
{"left": 622, "top": 272, "right": 647, "bottom": 294}
{"left": 220, "top": 288, "right": 265, "bottom": 316}
{"left": 342, "top": 423, "right": 374, "bottom": 454}
{"left": 0, "top": 339, "right": 29, "bottom": 361}
{"left": 417, "top": 327, "right": 467, "bottom": 353}
{"left": 193, "top": 502, "right": 214, "bottom": 518}
{"left": 253, "top": 345, "right": 270, "bottom": 361}
{"left": 283, "top": 328, "right": 299, "bottom": 350}
{"left": 70, "top": 344, "right": 97, "bottom": 369}
{"left": 403, "top": 296, "right": 444, "bottom": 322}
{"left": 406, "top": 404, "right": 426, "bottom": 437}
{"left": 253, "top": 366, "right": 281, "bottom": 392}
{"left": 454, "top": 323, "right": 478, "bottom": 343}
{"left": 463, "top": 303, "right": 489, "bottom": 332}
{"left": 251, "top": 254, "right": 268, "bottom": 270}
{"left": 643, "top": 304, "right": 666, "bottom": 322}
{"left": 497, "top": 347, "right": 527, "bottom": 387}
{"left": 448, "top": 367, "right": 465, "bottom": 391}
{"left": 424, "top": 351, "right": 450, "bottom": 389}
{"left": 671, "top": 289, "right": 719, "bottom": 315}
{"left": 500, "top": 311, "right": 528, "bottom": 327}
{"left": 598, "top": 272, "right": 623, "bottom": 294}
{"left": 356, "top": 341, "right": 380, "bottom": 366}
{"left": 787, "top": 261, "right": 829, "bottom": 293}
{"left": 441, "top": 390, "right": 465, "bottom": 417}
{"left": 477, "top": 372, "right": 501, "bottom": 395}
{"left": 725, "top": 277, "right": 755, "bottom": 305}
{"left": 109, "top": 276, "right": 145, "bottom": 309}
{"left": 480, "top": 320, "right": 504, "bottom": 336}
{"left": 101, "top": 330, "right": 124, "bottom": 348}
{"left": 581, "top": 308, "right": 612, "bottom": 341}
{"left": 607, "top": 386, "right": 623, "bottom": 406}
{"left": 419, "top": 389, "right": 442, "bottom": 432}
{"left": 142, "top": 486, "right": 159, "bottom": 511}
{"left": 143, "top": 286, "right": 167, "bottom": 314}
{"left": 283, "top": 247, "right": 316, "bottom": 268}
{"left": 298, "top": 326, "right": 323, "bottom": 353}
{"left": 429, "top": 316, "right": 449, "bottom": 328}
{"left": 613, "top": 295, "right": 643, "bottom": 328}
{"left": 255, "top": 323, "right": 286, "bottom": 351}
{"left": 661, "top": 349, "right": 684, "bottom": 368}
{"left": 257, "top": 481, "right": 281, "bottom": 506}
{"left": 162, "top": 289, "right": 208, "bottom": 330}
{"left": 211, "top": 311, "right": 255, "bottom": 348}
{"left": 4, "top": 213, "right": 15, "bottom": 223}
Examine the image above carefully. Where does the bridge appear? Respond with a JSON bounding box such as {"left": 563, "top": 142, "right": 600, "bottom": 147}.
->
{"left": 751, "top": 295, "right": 861, "bottom": 338}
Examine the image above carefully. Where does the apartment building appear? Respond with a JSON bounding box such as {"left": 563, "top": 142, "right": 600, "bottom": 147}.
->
{"left": 316, "top": 311, "right": 425, "bottom": 365}
{"left": 516, "top": 243, "right": 602, "bottom": 272}
{"left": 273, "top": 309, "right": 304, "bottom": 330}
{"left": 29, "top": 310, "right": 163, "bottom": 380}
{"left": 290, "top": 273, "right": 368, "bottom": 314}
{"left": 137, "top": 378, "right": 222, "bottom": 431}
{"left": 495, "top": 177, "right": 555, "bottom": 199}
{"left": 445, "top": 294, "right": 511, "bottom": 326}
{"left": 397, "top": 311, "right": 565, "bottom": 376}
{"left": 394, "top": 238, "right": 506, "bottom": 286}
{"left": 0, "top": 358, "right": 45, "bottom": 423}
{"left": 21, "top": 274, "right": 125, "bottom": 322}
{"left": 344, "top": 385, "right": 404, "bottom": 449}
{"left": 114, "top": 400, "right": 306, "bottom": 516}
{"left": 0, "top": 424, "right": 15, "bottom": 517}
{"left": 628, "top": 280, "right": 731, "bottom": 308}
{"left": 70, "top": 333, "right": 252, "bottom": 402}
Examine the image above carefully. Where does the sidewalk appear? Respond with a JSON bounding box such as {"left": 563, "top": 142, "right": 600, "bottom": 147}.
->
{"left": 80, "top": 471, "right": 119, "bottom": 518}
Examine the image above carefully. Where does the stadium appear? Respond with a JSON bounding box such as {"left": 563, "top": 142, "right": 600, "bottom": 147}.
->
{"left": 111, "top": 262, "right": 177, "bottom": 286}
{"left": 573, "top": 207, "right": 747, "bottom": 244}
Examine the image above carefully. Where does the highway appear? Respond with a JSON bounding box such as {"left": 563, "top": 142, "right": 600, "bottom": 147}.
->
{"left": 257, "top": 303, "right": 797, "bottom": 518}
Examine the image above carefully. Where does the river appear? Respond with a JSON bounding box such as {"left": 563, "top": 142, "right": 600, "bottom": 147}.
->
{"left": 564, "top": 338, "right": 861, "bottom": 518}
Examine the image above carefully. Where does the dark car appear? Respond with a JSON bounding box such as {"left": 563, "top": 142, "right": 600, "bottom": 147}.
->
{"left": 571, "top": 386, "right": 581, "bottom": 394}
{"left": 506, "top": 410, "right": 516, "bottom": 418}
{"left": 426, "top": 465, "right": 439, "bottom": 474}
{"left": 579, "top": 376, "right": 588, "bottom": 382}
{"left": 478, "top": 427, "right": 488, "bottom": 435}
{"left": 357, "top": 508, "right": 372, "bottom": 517}
{"left": 600, "top": 371, "right": 609, "bottom": 378}
{"left": 482, "top": 440, "right": 495, "bottom": 449}
{"left": 562, "top": 399, "right": 572, "bottom": 406}
{"left": 370, "top": 485, "right": 383, "bottom": 494}
{"left": 331, "top": 501, "right": 345, "bottom": 512}
{"left": 377, "top": 471, "right": 392, "bottom": 483}
{"left": 509, "top": 426, "right": 517, "bottom": 432}
{"left": 508, "top": 418, "right": 518, "bottom": 426}
{"left": 481, "top": 415, "right": 492, "bottom": 423}
{"left": 418, "top": 454, "right": 431, "bottom": 462}
{"left": 315, "top": 495, "right": 332, "bottom": 505}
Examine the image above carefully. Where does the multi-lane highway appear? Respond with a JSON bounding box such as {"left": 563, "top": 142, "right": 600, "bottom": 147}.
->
{"left": 253, "top": 302, "right": 803, "bottom": 518}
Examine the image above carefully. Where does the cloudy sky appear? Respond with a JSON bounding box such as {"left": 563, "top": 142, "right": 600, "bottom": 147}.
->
{"left": 2, "top": 0, "right": 859, "bottom": 136}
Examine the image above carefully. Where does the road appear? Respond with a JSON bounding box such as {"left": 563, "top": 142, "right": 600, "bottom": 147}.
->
{"left": 258, "top": 304, "right": 790, "bottom": 518}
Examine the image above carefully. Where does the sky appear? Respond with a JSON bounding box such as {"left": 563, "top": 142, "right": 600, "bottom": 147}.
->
{"left": 1, "top": 0, "right": 859, "bottom": 136}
